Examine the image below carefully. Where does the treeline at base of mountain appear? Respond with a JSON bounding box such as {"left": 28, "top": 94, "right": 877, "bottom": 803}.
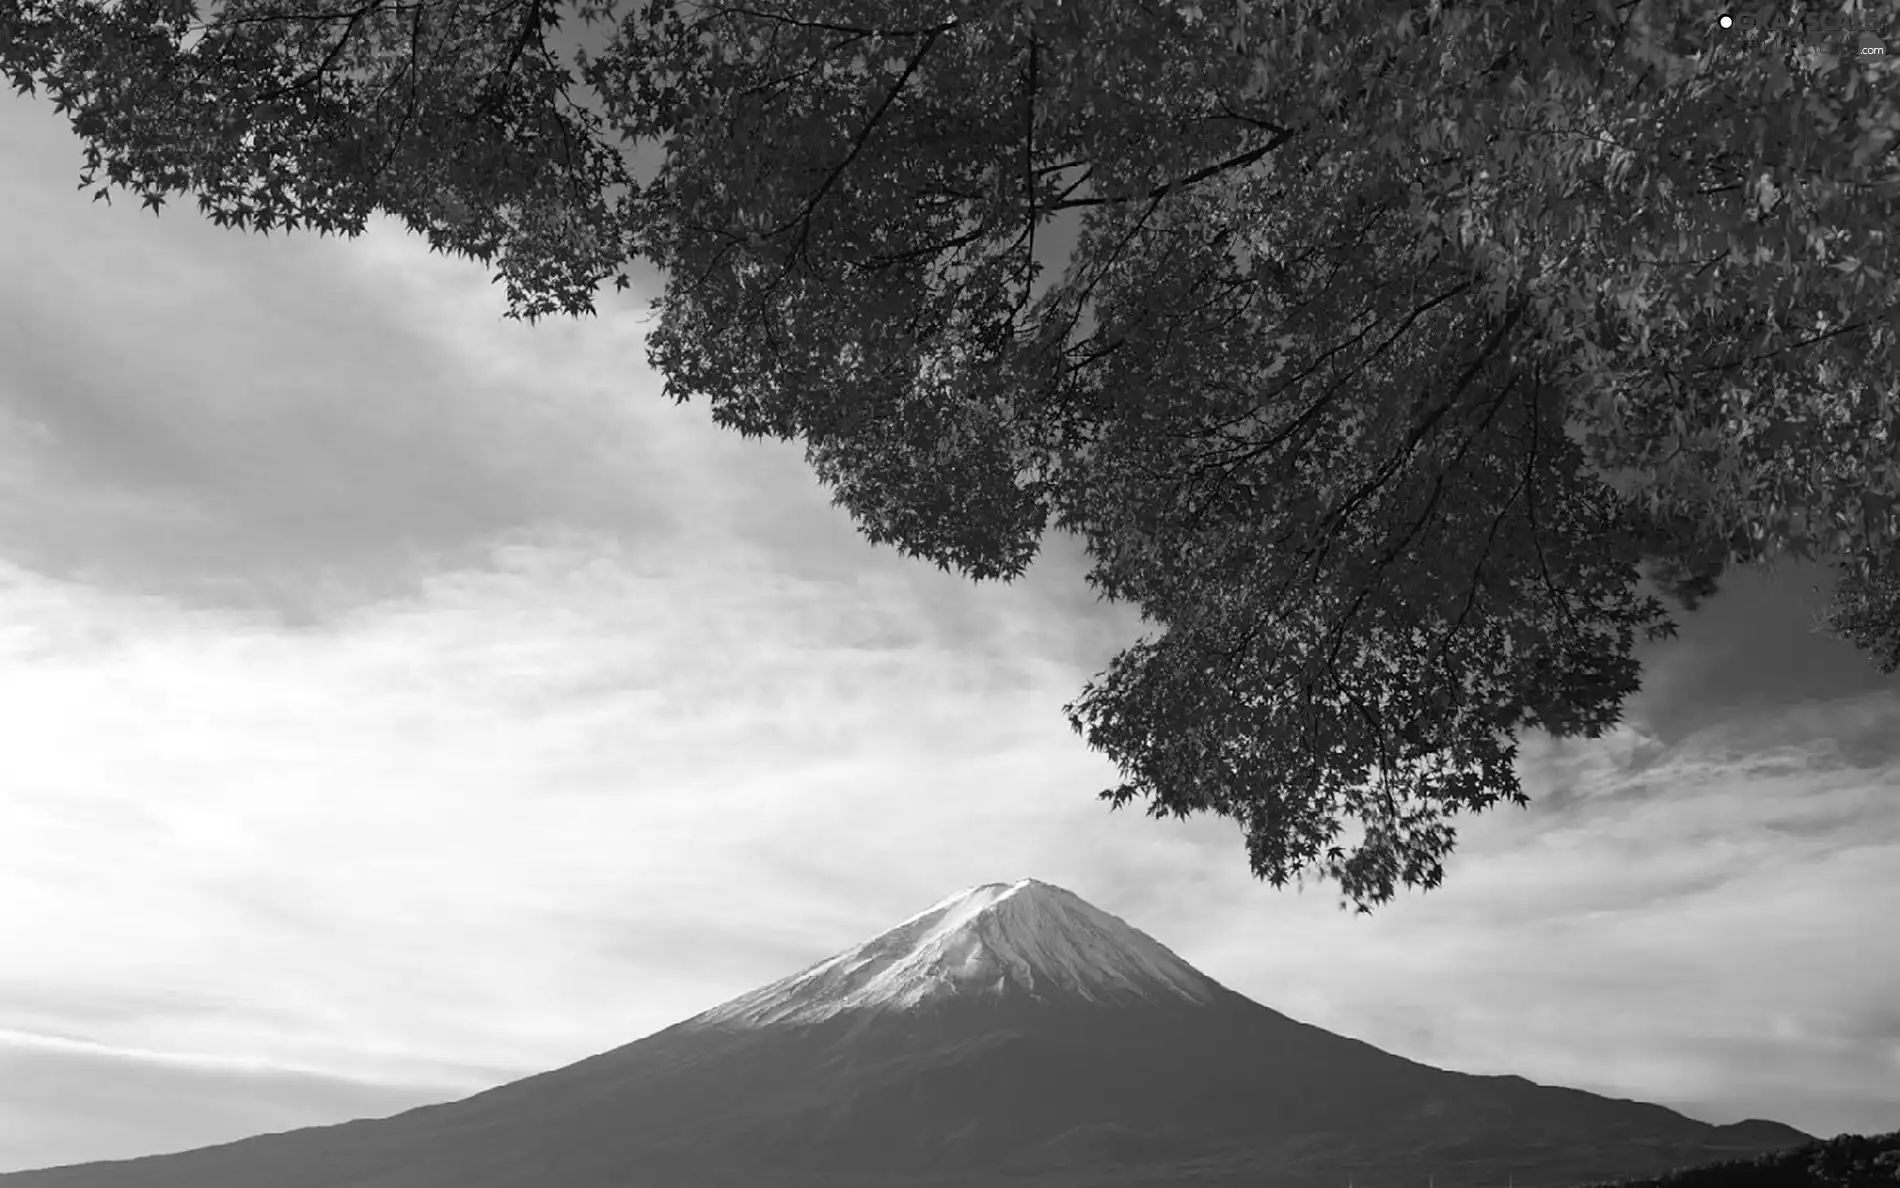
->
{"left": 1577, "top": 1129, "right": 1900, "bottom": 1187}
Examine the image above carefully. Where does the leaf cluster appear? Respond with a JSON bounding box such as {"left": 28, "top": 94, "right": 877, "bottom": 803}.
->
{"left": 7, "top": 0, "right": 1899, "bottom": 908}
{"left": 3, "top": 0, "right": 639, "bottom": 318}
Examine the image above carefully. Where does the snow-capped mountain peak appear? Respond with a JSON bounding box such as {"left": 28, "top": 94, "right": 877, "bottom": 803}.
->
{"left": 690, "top": 878, "right": 1219, "bottom": 1028}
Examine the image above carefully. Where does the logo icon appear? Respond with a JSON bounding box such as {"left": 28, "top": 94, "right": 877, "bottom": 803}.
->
{"left": 1716, "top": 10, "right": 1888, "bottom": 56}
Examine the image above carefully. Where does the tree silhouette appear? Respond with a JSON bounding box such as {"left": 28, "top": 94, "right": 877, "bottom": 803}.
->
{"left": 6, "top": 0, "right": 1897, "bottom": 908}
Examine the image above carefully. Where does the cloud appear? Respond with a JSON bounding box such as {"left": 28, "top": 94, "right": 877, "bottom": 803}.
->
{"left": 1624, "top": 559, "right": 1896, "bottom": 746}
{"left": 0, "top": 522, "right": 1155, "bottom": 1170}
{"left": 1189, "top": 691, "right": 1900, "bottom": 1139}
{"left": 0, "top": 98, "right": 691, "bottom": 626}
{"left": 0, "top": 1032, "right": 454, "bottom": 1169}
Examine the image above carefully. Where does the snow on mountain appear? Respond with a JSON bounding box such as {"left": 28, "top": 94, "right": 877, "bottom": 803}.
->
{"left": 689, "top": 878, "right": 1220, "bottom": 1028}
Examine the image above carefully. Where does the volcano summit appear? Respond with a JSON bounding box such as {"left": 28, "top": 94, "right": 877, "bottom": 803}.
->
{"left": 695, "top": 877, "right": 1216, "bottom": 1025}
{"left": 0, "top": 879, "right": 1808, "bottom": 1188}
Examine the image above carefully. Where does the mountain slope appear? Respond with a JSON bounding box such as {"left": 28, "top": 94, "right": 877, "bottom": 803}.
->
{"left": 0, "top": 879, "right": 1812, "bottom": 1188}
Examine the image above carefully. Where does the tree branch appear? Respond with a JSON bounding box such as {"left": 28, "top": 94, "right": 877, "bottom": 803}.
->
{"left": 1047, "top": 127, "right": 1298, "bottom": 211}
{"left": 772, "top": 20, "right": 954, "bottom": 243}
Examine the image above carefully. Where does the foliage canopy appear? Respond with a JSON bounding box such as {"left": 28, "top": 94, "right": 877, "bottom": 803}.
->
{"left": 6, "top": 0, "right": 1898, "bottom": 909}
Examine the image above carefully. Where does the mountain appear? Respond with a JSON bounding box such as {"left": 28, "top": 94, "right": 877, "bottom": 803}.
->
{"left": 0, "top": 878, "right": 1812, "bottom": 1188}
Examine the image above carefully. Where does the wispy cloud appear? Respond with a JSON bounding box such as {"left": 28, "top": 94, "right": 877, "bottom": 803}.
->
{"left": 1177, "top": 688, "right": 1900, "bottom": 1139}
{"left": 0, "top": 1031, "right": 453, "bottom": 1167}
{"left": 2, "top": 91, "right": 1897, "bottom": 1174}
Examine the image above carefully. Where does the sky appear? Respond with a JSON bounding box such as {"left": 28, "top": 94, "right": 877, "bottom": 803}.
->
{"left": 2, "top": 86, "right": 1899, "bottom": 1174}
